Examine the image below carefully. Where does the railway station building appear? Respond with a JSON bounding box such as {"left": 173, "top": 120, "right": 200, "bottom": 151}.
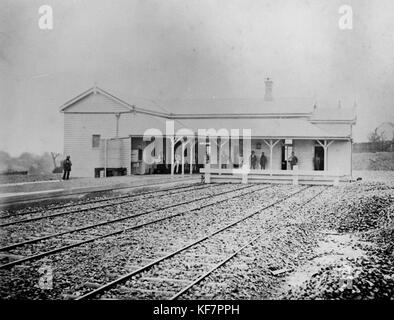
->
{"left": 60, "top": 80, "right": 356, "bottom": 184}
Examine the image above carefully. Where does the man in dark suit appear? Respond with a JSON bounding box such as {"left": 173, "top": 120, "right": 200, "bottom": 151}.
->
{"left": 250, "top": 151, "right": 257, "bottom": 169}
{"left": 288, "top": 151, "right": 298, "bottom": 170}
{"left": 260, "top": 152, "right": 267, "bottom": 170}
{"left": 62, "top": 156, "right": 72, "bottom": 180}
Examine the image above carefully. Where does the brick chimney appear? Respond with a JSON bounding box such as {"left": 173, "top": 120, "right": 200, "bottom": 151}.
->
{"left": 264, "top": 78, "right": 273, "bottom": 101}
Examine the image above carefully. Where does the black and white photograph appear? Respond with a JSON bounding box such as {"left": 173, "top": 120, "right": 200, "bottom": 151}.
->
{"left": 0, "top": 0, "right": 393, "bottom": 311}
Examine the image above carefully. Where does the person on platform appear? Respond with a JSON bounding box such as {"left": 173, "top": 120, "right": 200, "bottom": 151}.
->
{"left": 288, "top": 151, "right": 298, "bottom": 170}
{"left": 174, "top": 153, "right": 181, "bottom": 174}
{"left": 250, "top": 151, "right": 257, "bottom": 169}
{"left": 260, "top": 152, "right": 267, "bottom": 170}
{"left": 62, "top": 156, "right": 72, "bottom": 180}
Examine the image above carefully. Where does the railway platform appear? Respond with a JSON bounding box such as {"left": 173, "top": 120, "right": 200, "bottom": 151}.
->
{"left": 0, "top": 175, "right": 200, "bottom": 206}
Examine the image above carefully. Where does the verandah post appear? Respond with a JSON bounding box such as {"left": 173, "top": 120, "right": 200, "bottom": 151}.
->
{"left": 269, "top": 140, "right": 273, "bottom": 174}
{"left": 181, "top": 142, "right": 185, "bottom": 175}
{"left": 316, "top": 139, "right": 334, "bottom": 173}
{"left": 218, "top": 138, "right": 222, "bottom": 175}
{"left": 104, "top": 138, "right": 107, "bottom": 178}
{"left": 263, "top": 139, "right": 280, "bottom": 176}
{"left": 170, "top": 136, "right": 175, "bottom": 176}
{"left": 189, "top": 141, "right": 193, "bottom": 175}
{"left": 205, "top": 162, "right": 211, "bottom": 183}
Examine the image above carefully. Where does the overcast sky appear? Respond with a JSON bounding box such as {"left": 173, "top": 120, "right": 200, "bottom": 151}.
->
{"left": 1, "top": 0, "right": 394, "bottom": 156}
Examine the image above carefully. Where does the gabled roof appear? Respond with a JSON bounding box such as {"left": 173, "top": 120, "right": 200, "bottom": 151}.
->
{"left": 60, "top": 86, "right": 170, "bottom": 118}
{"left": 59, "top": 86, "right": 356, "bottom": 129}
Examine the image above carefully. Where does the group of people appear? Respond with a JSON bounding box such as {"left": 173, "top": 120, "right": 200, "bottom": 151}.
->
{"left": 250, "top": 150, "right": 298, "bottom": 170}
{"left": 249, "top": 151, "right": 267, "bottom": 170}
{"left": 61, "top": 150, "right": 301, "bottom": 179}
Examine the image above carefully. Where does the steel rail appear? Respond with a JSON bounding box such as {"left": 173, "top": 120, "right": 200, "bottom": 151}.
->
{"left": 0, "top": 183, "right": 218, "bottom": 227}
{"left": 0, "top": 176, "right": 199, "bottom": 208}
{"left": 169, "top": 186, "right": 330, "bottom": 300}
{"left": 0, "top": 184, "right": 252, "bottom": 252}
{"left": 0, "top": 182, "right": 204, "bottom": 220}
{"left": 0, "top": 184, "right": 263, "bottom": 268}
{"left": 75, "top": 186, "right": 310, "bottom": 300}
{"left": 169, "top": 233, "right": 267, "bottom": 300}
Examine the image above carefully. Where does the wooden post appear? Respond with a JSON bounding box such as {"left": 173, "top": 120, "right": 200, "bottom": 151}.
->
{"left": 205, "top": 162, "right": 211, "bottom": 183}
{"left": 115, "top": 113, "right": 121, "bottom": 137}
{"left": 181, "top": 143, "right": 185, "bottom": 175}
{"left": 218, "top": 139, "right": 222, "bottom": 175}
{"left": 189, "top": 142, "right": 193, "bottom": 175}
{"left": 270, "top": 141, "right": 273, "bottom": 173}
{"left": 128, "top": 135, "right": 132, "bottom": 175}
{"left": 263, "top": 139, "right": 280, "bottom": 176}
{"left": 292, "top": 165, "right": 299, "bottom": 185}
{"left": 350, "top": 138, "right": 353, "bottom": 179}
{"left": 324, "top": 145, "right": 328, "bottom": 171}
{"left": 317, "top": 140, "right": 334, "bottom": 172}
{"left": 171, "top": 136, "right": 175, "bottom": 176}
{"left": 104, "top": 138, "right": 107, "bottom": 178}
{"left": 242, "top": 172, "right": 248, "bottom": 184}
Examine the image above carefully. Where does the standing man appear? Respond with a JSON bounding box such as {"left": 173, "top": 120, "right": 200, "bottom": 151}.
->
{"left": 259, "top": 152, "right": 267, "bottom": 170}
{"left": 250, "top": 151, "right": 257, "bottom": 169}
{"left": 288, "top": 151, "right": 298, "bottom": 170}
{"left": 62, "top": 156, "right": 72, "bottom": 180}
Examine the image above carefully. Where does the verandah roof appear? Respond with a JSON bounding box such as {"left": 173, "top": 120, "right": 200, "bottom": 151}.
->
{"left": 172, "top": 118, "right": 350, "bottom": 139}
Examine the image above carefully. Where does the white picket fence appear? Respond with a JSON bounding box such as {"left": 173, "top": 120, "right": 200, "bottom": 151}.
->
{"left": 200, "top": 165, "right": 348, "bottom": 186}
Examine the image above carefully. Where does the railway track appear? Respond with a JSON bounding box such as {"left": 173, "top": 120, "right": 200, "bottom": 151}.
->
{"left": 0, "top": 182, "right": 204, "bottom": 220}
{"left": 0, "top": 184, "right": 267, "bottom": 269}
{"left": 0, "top": 184, "right": 249, "bottom": 251}
{"left": 171, "top": 186, "right": 328, "bottom": 300}
{"left": 0, "top": 176, "right": 199, "bottom": 209}
{"left": 0, "top": 183, "right": 213, "bottom": 227}
{"left": 75, "top": 186, "right": 328, "bottom": 300}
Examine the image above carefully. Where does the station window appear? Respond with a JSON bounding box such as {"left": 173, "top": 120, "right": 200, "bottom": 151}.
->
{"left": 92, "top": 135, "right": 101, "bottom": 148}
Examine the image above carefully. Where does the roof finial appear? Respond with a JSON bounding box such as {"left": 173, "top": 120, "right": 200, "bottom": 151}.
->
{"left": 93, "top": 82, "right": 98, "bottom": 94}
{"left": 353, "top": 100, "right": 357, "bottom": 109}
{"left": 313, "top": 102, "right": 318, "bottom": 110}
{"left": 338, "top": 100, "right": 342, "bottom": 109}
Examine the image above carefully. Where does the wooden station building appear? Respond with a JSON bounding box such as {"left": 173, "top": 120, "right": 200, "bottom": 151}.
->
{"left": 60, "top": 80, "right": 356, "bottom": 185}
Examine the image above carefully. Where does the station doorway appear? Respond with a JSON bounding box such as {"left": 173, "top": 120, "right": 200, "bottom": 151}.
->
{"left": 314, "top": 146, "right": 324, "bottom": 170}
{"left": 281, "top": 140, "right": 293, "bottom": 170}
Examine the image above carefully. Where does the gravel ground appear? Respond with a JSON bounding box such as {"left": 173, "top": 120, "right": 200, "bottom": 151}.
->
{"left": 174, "top": 182, "right": 394, "bottom": 300}
{"left": 279, "top": 181, "right": 394, "bottom": 300}
{"left": 0, "top": 183, "right": 283, "bottom": 299}
{"left": 0, "top": 180, "right": 198, "bottom": 215}
{"left": 93, "top": 185, "right": 313, "bottom": 300}
{"left": 0, "top": 183, "right": 205, "bottom": 221}
{"left": 0, "top": 183, "right": 219, "bottom": 237}
{"left": 1, "top": 178, "right": 393, "bottom": 300}
{"left": 0, "top": 183, "right": 244, "bottom": 254}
